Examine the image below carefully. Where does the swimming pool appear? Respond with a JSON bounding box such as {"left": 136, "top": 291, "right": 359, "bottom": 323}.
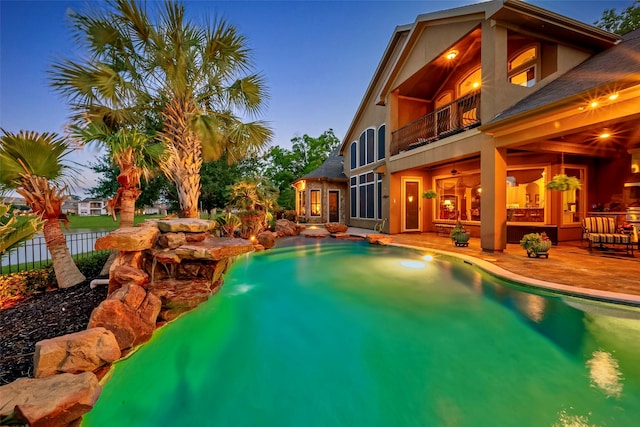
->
{"left": 83, "top": 238, "right": 640, "bottom": 426}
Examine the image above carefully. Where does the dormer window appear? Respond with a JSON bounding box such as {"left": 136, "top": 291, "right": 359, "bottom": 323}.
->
{"left": 509, "top": 45, "right": 538, "bottom": 87}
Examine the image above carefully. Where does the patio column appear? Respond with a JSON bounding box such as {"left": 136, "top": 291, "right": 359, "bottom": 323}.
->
{"left": 480, "top": 145, "right": 507, "bottom": 252}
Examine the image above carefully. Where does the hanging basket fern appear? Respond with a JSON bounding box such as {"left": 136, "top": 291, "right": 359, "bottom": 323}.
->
{"left": 422, "top": 190, "right": 437, "bottom": 199}
{"left": 545, "top": 174, "right": 581, "bottom": 191}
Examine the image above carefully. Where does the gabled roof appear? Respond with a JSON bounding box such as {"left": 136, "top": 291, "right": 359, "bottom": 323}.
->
{"left": 484, "top": 29, "right": 640, "bottom": 127}
{"left": 292, "top": 148, "right": 347, "bottom": 184}
{"left": 339, "top": 0, "right": 620, "bottom": 154}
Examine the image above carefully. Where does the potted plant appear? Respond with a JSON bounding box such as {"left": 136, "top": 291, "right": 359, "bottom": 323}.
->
{"left": 519, "top": 232, "right": 552, "bottom": 258}
{"left": 546, "top": 174, "right": 581, "bottom": 191}
{"left": 450, "top": 221, "right": 470, "bottom": 247}
{"left": 423, "top": 190, "right": 437, "bottom": 199}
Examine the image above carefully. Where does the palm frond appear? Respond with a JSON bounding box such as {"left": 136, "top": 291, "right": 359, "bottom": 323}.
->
{"left": 0, "top": 129, "right": 75, "bottom": 188}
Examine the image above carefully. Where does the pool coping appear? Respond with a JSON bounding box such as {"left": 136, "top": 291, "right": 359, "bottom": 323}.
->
{"left": 343, "top": 230, "right": 640, "bottom": 306}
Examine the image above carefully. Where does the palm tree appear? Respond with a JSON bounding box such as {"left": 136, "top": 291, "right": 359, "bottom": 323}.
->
{"left": 0, "top": 201, "right": 42, "bottom": 254}
{"left": 71, "top": 123, "right": 162, "bottom": 228}
{"left": 0, "top": 130, "right": 86, "bottom": 288}
{"left": 49, "top": 0, "right": 273, "bottom": 218}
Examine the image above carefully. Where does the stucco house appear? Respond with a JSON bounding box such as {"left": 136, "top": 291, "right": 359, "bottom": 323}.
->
{"left": 77, "top": 199, "right": 108, "bottom": 216}
{"left": 338, "top": 0, "right": 640, "bottom": 252}
{"left": 291, "top": 149, "right": 348, "bottom": 224}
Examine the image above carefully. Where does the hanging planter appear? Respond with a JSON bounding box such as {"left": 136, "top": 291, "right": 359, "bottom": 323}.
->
{"left": 422, "top": 190, "right": 438, "bottom": 199}
{"left": 545, "top": 174, "right": 581, "bottom": 191}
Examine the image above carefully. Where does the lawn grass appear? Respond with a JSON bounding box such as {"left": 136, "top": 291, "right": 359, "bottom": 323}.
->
{"left": 65, "top": 214, "right": 167, "bottom": 231}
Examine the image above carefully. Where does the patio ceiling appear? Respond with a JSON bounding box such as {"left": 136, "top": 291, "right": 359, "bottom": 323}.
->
{"left": 516, "top": 116, "right": 640, "bottom": 158}
{"left": 396, "top": 27, "right": 481, "bottom": 100}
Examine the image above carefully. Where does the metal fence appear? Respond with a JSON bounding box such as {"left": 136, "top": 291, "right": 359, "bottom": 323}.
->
{"left": 0, "top": 231, "right": 112, "bottom": 274}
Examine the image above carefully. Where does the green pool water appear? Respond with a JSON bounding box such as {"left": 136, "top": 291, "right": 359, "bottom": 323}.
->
{"left": 83, "top": 239, "right": 640, "bottom": 427}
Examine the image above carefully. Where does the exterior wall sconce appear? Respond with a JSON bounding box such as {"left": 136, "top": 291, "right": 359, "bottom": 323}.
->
{"left": 446, "top": 50, "right": 458, "bottom": 60}
{"left": 408, "top": 195, "right": 414, "bottom": 203}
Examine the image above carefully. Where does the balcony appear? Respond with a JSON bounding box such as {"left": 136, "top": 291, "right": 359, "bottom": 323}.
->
{"left": 390, "top": 91, "right": 481, "bottom": 156}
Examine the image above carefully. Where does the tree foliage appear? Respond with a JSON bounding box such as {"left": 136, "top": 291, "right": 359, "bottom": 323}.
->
{"left": 594, "top": 0, "right": 640, "bottom": 34}
{"left": 49, "top": 0, "right": 273, "bottom": 218}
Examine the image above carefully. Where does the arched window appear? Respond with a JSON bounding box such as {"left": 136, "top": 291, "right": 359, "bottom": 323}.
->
{"left": 377, "top": 125, "right": 385, "bottom": 161}
{"left": 508, "top": 45, "right": 538, "bottom": 87}
{"left": 350, "top": 141, "right": 357, "bottom": 169}
{"left": 458, "top": 67, "right": 481, "bottom": 97}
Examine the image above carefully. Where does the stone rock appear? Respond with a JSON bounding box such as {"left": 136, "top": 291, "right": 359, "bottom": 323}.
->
{"left": 156, "top": 232, "right": 187, "bottom": 249}
{"left": 211, "top": 257, "right": 231, "bottom": 286}
{"left": 146, "top": 278, "right": 212, "bottom": 321}
{"left": 257, "top": 231, "right": 276, "bottom": 249}
{"left": 366, "top": 234, "right": 393, "bottom": 245}
{"left": 332, "top": 232, "right": 351, "bottom": 239}
{"left": 95, "top": 227, "right": 160, "bottom": 251}
{"left": 88, "top": 284, "right": 161, "bottom": 350}
{"left": 253, "top": 244, "right": 265, "bottom": 251}
{"left": 34, "top": 328, "right": 121, "bottom": 378}
{"left": 275, "top": 219, "right": 299, "bottom": 237}
{"left": 111, "top": 251, "right": 144, "bottom": 269}
{"left": 146, "top": 248, "right": 181, "bottom": 264}
{"left": 185, "top": 232, "right": 208, "bottom": 243}
{"left": 176, "top": 261, "right": 216, "bottom": 279}
{"left": 0, "top": 372, "right": 101, "bottom": 427}
{"left": 108, "top": 265, "right": 149, "bottom": 294}
{"left": 156, "top": 218, "right": 215, "bottom": 233}
{"left": 325, "top": 222, "right": 348, "bottom": 233}
{"left": 301, "top": 227, "right": 330, "bottom": 238}
{"left": 175, "top": 237, "right": 254, "bottom": 261}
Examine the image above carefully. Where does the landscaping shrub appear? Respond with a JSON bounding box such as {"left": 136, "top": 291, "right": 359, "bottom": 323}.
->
{"left": 0, "top": 252, "right": 109, "bottom": 308}
{"left": 0, "top": 268, "right": 55, "bottom": 308}
{"left": 75, "top": 251, "right": 110, "bottom": 278}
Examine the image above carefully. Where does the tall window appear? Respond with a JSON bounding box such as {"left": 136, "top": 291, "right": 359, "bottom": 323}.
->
{"left": 352, "top": 173, "right": 375, "bottom": 219}
{"left": 357, "top": 128, "right": 376, "bottom": 168}
{"left": 350, "top": 177, "right": 357, "bottom": 217}
{"left": 458, "top": 67, "right": 481, "bottom": 97}
{"left": 350, "top": 142, "right": 357, "bottom": 169}
{"left": 377, "top": 125, "right": 386, "bottom": 160}
{"left": 310, "top": 189, "right": 321, "bottom": 216}
{"left": 562, "top": 167, "right": 585, "bottom": 224}
{"left": 359, "top": 132, "right": 366, "bottom": 167}
{"left": 377, "top": 173, "right": 383, "bottom": 219}
{"left": 298, "top": 190, "right": 305, "bottom": 216}
{"left": 509, "top": 45, "right": 538, "bottom": 87}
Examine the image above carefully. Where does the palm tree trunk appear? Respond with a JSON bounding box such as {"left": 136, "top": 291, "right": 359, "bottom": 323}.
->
{"left": 119, "top": 188, "right": 139, "bottom": 228}
{"left": 43, "top": 219, "right": 86, "bottom": 288}
{"left": 159, "top": 98, "right": 202, "bottom": 219}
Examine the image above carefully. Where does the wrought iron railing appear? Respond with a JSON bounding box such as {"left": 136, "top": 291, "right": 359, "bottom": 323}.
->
{"left": 0, "top": 231, "right": 112, "bottom": 274}
{"left": 390, "top": 90, "right": 481, "bottom": 156}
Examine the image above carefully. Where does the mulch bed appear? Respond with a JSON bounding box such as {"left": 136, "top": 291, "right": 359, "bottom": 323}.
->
{"left": 0, "top": 282, "right": 108, "bottom": 385}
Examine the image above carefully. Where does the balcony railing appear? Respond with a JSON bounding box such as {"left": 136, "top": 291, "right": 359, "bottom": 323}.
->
{"left": 391, "top": 90, "right": 481, "bottom": 156}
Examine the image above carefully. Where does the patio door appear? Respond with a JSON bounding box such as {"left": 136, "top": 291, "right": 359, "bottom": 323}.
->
{"left": 328, "top": 190, "right": 339, "bottom": 222}
{"left": 403, "top": 178, "right": 421, "bottom": 232}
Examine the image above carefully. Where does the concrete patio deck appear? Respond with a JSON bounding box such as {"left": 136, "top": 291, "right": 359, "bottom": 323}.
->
{"left": 344, "top": 228, "right": 640, "bottom": 305}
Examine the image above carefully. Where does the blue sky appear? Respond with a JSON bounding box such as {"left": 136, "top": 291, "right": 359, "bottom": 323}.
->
{"left": 0, "top": 0, "right": 630, "bottom": 195}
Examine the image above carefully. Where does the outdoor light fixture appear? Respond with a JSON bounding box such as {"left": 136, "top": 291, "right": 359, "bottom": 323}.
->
{"left": 408, "top": 195, "right": 414, "bottom": 203}
{"left": 446, "top": 50, "right": 458, "bottom": 60}
{"left": 600, "top": 131, "right": 611, "bottom": 139}
{"left": 609, "top": 92, "right": 619, "bottom": 100}
{"left": 451, "top": 167, "right": 458, "bottom": 175}
{"left": 472, "top": 82, "right": 480, "bottom": 89}
{"left": 590, "top": 101, "right": 599, "bottom": 108}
